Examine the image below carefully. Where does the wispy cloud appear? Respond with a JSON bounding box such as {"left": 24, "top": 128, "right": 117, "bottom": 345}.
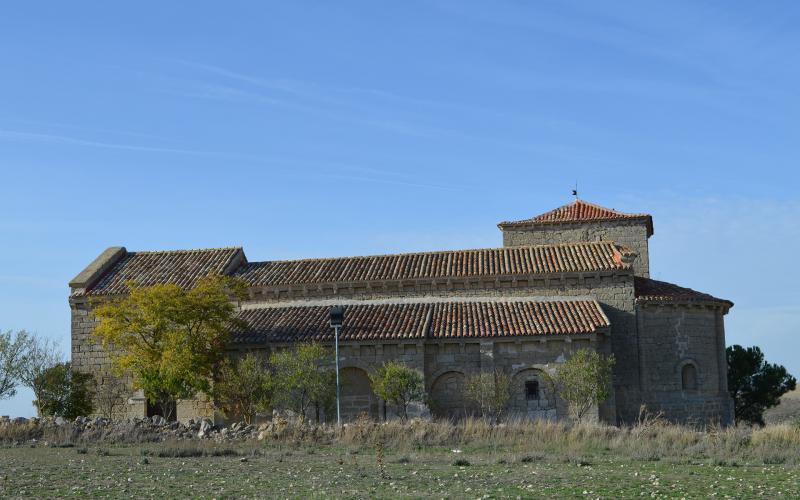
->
{"left": 162, "top": 60, "right": 526, "bottom": 140}
{"left": 161, "top": 80, "right": 320, "bottom": 114}
{"left": 174, "top": 60, "right": 341, "bottom": 104}
{"left": 0, "top": 125, "right": 466, "bottom": 191}
{"left": 317, "top": 171, "right": 459, "bottom": 191}
{"left": 2, "top": 118, "right": 167, "bottom": 142}
{"left": 0, "top": 129, "right": 221, "bottom": 156}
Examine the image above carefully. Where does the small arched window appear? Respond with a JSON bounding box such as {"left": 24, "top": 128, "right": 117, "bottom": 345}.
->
{"left": 525, "top": 380, "right": 540, "bottom": 400}
{"left": 681, "top": 363, "right": 698, "bottom": 391}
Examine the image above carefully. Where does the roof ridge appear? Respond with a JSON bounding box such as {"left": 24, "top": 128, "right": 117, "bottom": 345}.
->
{"left": 129, "top": 246, "right": 243, "bottom": 255}
{"left": 242, "top": 240, "right": 622, "bottom": 266}
{"left": 497, "top": 199, "right": 654, "bottom": 236}
{"left": 570, "top": 199, "right": 649, "bottom": 217}
{"left": 240, "top": 295, "right": 603, "bottom": 309}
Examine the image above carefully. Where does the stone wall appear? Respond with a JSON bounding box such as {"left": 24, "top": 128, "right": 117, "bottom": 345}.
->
{"left": 501, "top": 220, "right": 651, "bottom": 278}
{"left": 236, "top": 336, "right": 600, "bottom": 424}
{"left": 74, "top": 268, "right": 737, "bottom": 426}
{"left": 177, "top": 396, "right": 216, "bottom": 423}
{"left": 636, "top": 304, "right": 733, "bottom": 425}
{"left": 423, "top": 337, "right": 598, "bottom": 421}
{"left": 70, "top": 304, "right": 105, "bottom": 376}
{"left": 71, "top": 273, "right": 639, "bottom": 424}
{"left": 238, "top": 275, "right": 637, "bottom": 423}
{"left": 71, "top": 303, "right": 139, "bottom": 417}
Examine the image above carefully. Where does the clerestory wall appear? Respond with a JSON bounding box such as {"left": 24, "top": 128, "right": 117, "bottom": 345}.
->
{"left": 501, "top": 220, "right": 651, "bottom": 278}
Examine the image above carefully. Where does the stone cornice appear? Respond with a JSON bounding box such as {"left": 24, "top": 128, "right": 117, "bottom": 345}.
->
{"left": 242, "top": 270, "right": 632, "bottom": 303}
{"left": 635, "top": 300, "right": 732, "bottom": 314}
{"left": 229, "top": 331, "right": 604, "bottom": 349}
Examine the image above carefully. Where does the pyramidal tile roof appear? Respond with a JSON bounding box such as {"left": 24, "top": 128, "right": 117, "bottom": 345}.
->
{"left": 498, "top": 199, "right": 653, "bottom": 236}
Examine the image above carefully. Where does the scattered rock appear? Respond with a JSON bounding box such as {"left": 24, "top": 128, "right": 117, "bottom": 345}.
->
{"left": 197, "top": 418, "right": 214, "bottom": 438}
{"left": 0, "top": 415, "right": 311, "bottom": 445}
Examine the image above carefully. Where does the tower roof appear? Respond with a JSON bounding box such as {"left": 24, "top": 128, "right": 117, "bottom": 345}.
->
{"left": 498, "top": 199, "right": 653, "bottom": 236}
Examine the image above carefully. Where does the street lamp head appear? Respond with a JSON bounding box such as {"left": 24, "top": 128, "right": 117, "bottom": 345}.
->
{"left": 329, "top": 305, "right": 345, "bottom": 327}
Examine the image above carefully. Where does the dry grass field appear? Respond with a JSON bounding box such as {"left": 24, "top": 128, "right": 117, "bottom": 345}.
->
{"left": 2, "top": 418, "right": 799, "bottom": 498}
{"left": 765, "top": 389, "right": 800, "bottom": 425}
{"left": 2, "top": 444, "right": 799, "bottom": 498}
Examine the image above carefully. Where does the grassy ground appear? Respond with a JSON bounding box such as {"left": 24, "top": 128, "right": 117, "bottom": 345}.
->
{"left": 766, "top": 389, "right": 800, "bottom": 425}
{"left": 1, "top": 443, "right": 799, "bottom": 499}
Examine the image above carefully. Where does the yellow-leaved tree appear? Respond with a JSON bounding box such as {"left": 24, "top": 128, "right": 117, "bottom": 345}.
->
{"left": 91, "top": 275, "right": 247, "bottom": 419}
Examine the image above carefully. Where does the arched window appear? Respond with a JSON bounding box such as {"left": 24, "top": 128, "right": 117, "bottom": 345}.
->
{"left": 681, "top": 363, "right": 698, "bottom": 391}
{"left": 525, "top": 380, "right": 540, "bottom": 401}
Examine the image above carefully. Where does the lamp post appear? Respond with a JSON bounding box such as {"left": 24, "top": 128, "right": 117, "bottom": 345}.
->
{"left": 329, "top": 305, "right": 345, "bottom": 426}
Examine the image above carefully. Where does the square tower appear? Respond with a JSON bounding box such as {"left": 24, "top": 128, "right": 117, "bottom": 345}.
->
{"left": 498, "top": 199, "right": 653, "bottom": 277}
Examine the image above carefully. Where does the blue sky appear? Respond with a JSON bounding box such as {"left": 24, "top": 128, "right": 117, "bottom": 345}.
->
{"left": 1, "top": 1, "right": 798, "bottom": 417}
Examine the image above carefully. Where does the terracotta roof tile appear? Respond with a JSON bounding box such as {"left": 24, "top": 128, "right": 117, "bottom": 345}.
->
{"left": 498, "top": 200, "right": 653, "bottom": 236}
{"left": 634, "top": 277, "right": 733, "bottom": 308}
{"left": 81, "top": 247, "right": 242, "bottom": 296}
{"left": 75, "top": 241, "right": 634, "bottom": 297}
{"left": 235, "top": 241, "right": 631, "bottom": 288}
{"left": 233, "top": 299, "right": 610, "bottom": 343}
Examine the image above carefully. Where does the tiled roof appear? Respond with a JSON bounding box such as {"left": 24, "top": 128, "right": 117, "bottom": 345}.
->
{"left": 634, "top": 277, "right": 733, "bottom": 308}
{"left": 235, "top": 241, "right": 632, "bottom": 288}
{"left": 498, "top": 199, "right": 653, "bottom": 236}
{"left": 81, "top": 247, "right": 242, "bottom": 296}
{"left": 233, "top": 299, "right": 610, "bottom": 343}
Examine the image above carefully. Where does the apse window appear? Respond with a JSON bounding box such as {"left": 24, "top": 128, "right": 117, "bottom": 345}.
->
{"left": 681, "top": 363, "right": 698, "bottom": 391}
{"left": 525, "top": 380, "right": 540, "bottom": 401}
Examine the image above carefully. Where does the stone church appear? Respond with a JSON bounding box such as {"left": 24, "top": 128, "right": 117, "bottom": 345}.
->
{"left": 69, "top": 199, "right": 734, "bottom": 425}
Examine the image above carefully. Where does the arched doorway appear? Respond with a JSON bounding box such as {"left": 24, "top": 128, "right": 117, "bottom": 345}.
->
{"left": 340, "top": 367, "right": 379, "bottom": 421}
{"left": 510, "top": 369, "right": 556, "bottom": 420}
{"left": 430, "top": 371, "right": 472, "bottom": 420}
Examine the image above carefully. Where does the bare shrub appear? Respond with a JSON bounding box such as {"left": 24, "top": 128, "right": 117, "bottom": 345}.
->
{"left": 0, "top": 330, "right": 33, "bottom": 400}
{"left": 95, "top": 372, "right": 128, "bottom": 420}
{"left": 18, "top": 334, "right": 63, "bottom": 416}
{"left": 463, "top": 370, "right": 511, "bottom": 424}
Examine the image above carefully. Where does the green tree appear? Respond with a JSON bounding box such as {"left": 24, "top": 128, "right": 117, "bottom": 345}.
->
{"left": 0, "top": 330, "right": 33, "bottom": 400}
{"left": 213, "top": 353, "right": 273, "bottom": 425}
{"left": 463, "top": 370, "right": 512, "bottom": 424}
{"left": 727, "top": 345, "right": 796, "bottom": 426}
{"left": 34, "top": 362, "right": 95, "bottom": 419}
{"left": 91, "top": 275, "right": 247, "bottom": 419}
{"left": 551, "top": 349, "right": 615, "bottom": 422}
{"left": 270, "top": 343, "right": 335, "bottom": 421}
{"left": 369, "top": 361, "right": 425, "bottom": 420}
